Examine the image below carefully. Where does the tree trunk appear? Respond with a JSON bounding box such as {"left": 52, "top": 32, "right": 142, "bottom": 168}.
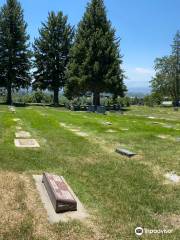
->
{"left": 7, "top": 83, "right": 12, "bottom": 105}
{"left": 93, "top": 92, "right": 100, "bottom": 107}
{"left": 53, "top": 87, "right": 59, "bottom": 106}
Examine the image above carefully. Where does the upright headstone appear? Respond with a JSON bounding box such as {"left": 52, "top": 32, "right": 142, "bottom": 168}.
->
{"left": 96, "top": 106, "right": 106, "bottom": 114}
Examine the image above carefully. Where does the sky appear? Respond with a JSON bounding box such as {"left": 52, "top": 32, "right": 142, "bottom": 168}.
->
{"left": 0, "top": 0, "right": 179, "bottom": 93}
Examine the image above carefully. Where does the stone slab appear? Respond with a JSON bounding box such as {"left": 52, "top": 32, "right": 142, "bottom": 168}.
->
{"left": 106, "top": 129, "right": 117, "bottom": 133}
{"left": 15, "top": 131, "right": 31, "bottom": 138}
{"left": 13, "top": 118, "right": 21, "bottom": 122}
{"left": 16, "top": 126, "right": 22, "bottom": 130}
{"left": 116, "top": 148, "right": 136, "bottom": 157}
{"left": 102, "top": 121, "right": 112, "bottom": 126}
{"left": 33, "top": 175, "right": 89, "bottom": 223}
{"left": 14, "top": 139, "right": 40, "bottom": 148}
{"left": 120, "top": 128, "right": 129, "bottom": 131}
{"left": 165, "top": 172, "right": 180, "bottom": 183}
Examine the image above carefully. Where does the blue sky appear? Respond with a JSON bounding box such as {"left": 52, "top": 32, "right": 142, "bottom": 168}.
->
{"left": 0, "top": 0, "right": 179, "bottom": 93}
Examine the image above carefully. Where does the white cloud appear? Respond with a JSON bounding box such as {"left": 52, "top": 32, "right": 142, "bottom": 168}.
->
{"left": 134, "top": 67, "right": 154, "bottom": 75}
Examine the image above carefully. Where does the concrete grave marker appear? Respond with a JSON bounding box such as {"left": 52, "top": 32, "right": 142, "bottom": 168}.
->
{"left": 103, "top": 121, "right": 112, "bottom": 126}
{"left": 116, "top": 148, "right": 136, "bottom": 157}
{"left": 153, "top": 122, "right": 160, "bottom": 125}
{"left": 121, "top": 128, "right": 129, "bottom": 131}
{"left": 16, "top": 126, "right": 22, "bottom": 130}
{"left": 15, "top": 131, "right": 31, "bottom": 138}
{"left": 14, "top": 139, "right": 40, "bottom": 148}
{"left": 106, "top": 129, "right": 117, "bottom": 133}
{"left": 163, "top": 125, "right": 173, "bottom": 129}
{"left": 13, "top": 118, "right": 21, "bottom": 122}
{"left": 165, "top": 172, "right": 180, "bottom": 183}
{"left": 75, "top": 131, "right": 89, "bottom": 137}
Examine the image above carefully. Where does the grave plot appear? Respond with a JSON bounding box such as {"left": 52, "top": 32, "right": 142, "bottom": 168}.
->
{"left": 165, "top": 172, "right": 180, "bottom": 183}
{"left": 33, "top": 173, "right": 88, "bottom": 223}
{"left": 15, "top": 131, "right": 31, "bottom": 138}
{"left": 115, "top": 148, "right": 136, "bottom": 157}
{"left": 60, "top": 122, "right": 89, "bottom": 137}
{"left": 14, "top": 139, "right": 40, "bottom": 148}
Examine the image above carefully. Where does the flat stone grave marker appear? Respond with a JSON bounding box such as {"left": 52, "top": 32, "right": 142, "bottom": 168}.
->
{"left": 153, "top": 122, "right": 160, "bottom": 124}
{"left": 16, "top": 126, "right": 22, "bottom": 130}
{"left": 60, "top": 123, "right": 67, "bottom": 128}
{"left": 116, "top": 148, "right": 136, "bottom": 157}
{"left": 13, "top": 118, "right": 21, "bottom": 122}
{"left": 176, "top": 137, "right": 180, "bottom": 142}
{"left": 103, "top": 121, "right": 112, "bottom": 126}
{"left": 148, "top": 116, "right": 155, "bottom": 119}
{"left": 75, "top": 131, "right": 89, "bottom": 137}
{"left": 42, "top": 173, "right": 77, "bottom": 213}
{"left": 15, "top": 131, "right": 31, "bottom": 138}
{"left": 163, "top": 125, "right": 173, "bottom": 129}
{"left": 14, "top": 139, "right": 40, "bottom": 148}
{"left": 165, "top": 172, "right": 180, "bottom": 183}
{"left": 121, "top": 128, "right": 129, "bottom": 131}
{"left": 157, "top": 135, "right": 168, "bottom": 139}
{"left": 106, "top": 129, "right": 117, "bottom": 133}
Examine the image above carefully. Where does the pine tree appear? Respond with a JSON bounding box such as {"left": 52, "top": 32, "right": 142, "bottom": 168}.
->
{"left": 172, "top": 30, "right": 180, "bottom": 106}
{"left": 0, "top": 0, "right": 31, "bottom": 105}
{"left": 33, "top": 11, "right": 74, "bottom": 106}
{"left": 66, "top": 0, "right": 126, "bottom": 106}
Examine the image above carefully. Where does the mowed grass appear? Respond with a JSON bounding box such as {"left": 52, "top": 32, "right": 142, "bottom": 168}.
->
{"left": 0, "top": 105, "right": 180, "bottom": 240}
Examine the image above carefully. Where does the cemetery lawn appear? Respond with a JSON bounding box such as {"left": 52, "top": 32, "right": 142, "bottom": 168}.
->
{"left": 0, "top": 105, "right": 180, "bottom": 240}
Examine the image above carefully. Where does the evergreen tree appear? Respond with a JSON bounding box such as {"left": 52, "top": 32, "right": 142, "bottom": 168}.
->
{"left": 172, "top": 30, "right": 180, "bottom": 106}
{"left": 33, "top": 11, "right": 74, "bottom": 106}
{"left": 0, "top": 0, "right": 31, "bottom": 104}
{"left": 66, "top": 0, "right": 126, "bottom": 106}
{"left": 151, "top": 31, "right": 180, "bottom": 106}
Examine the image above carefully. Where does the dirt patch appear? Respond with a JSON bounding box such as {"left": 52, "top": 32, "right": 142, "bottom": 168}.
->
{"left": 155, "top": 213, "right": 180, "bottom": 230}
{"left": 0, "top": 171, "right": 104, "bottom": 240}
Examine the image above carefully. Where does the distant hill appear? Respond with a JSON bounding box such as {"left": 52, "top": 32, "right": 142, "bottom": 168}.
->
{"left": 127, "top": 86, "right": 151, "bottom": 97}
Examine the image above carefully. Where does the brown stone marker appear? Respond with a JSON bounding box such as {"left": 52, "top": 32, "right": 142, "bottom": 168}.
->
{"left": 42, "top": 173, "right": 77, "bottom": 213}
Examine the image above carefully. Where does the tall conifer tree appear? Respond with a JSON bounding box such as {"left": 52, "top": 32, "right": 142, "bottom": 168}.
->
{"left": 66, "top": 0, "right": 126, "bottom": 106}
{"left": 172, "top": 31, "right": 180, "bottom": 106}
{"left": 33, "top": 11, "right": 74, "bottom": 106}
{"left": 0, "top": 0, "right": 31, "bottom": 104}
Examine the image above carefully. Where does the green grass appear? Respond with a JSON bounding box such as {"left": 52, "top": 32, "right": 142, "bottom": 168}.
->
{"left": 0, "top": 105, "right": 180, "bottom": 239}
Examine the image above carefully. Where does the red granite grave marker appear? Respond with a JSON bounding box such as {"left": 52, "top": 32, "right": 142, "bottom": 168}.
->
{"left": 42, "top": 173, "right": 77, "bottom": 213}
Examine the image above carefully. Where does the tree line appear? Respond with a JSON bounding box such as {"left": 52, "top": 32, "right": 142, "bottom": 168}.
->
{"left": 151, "top": 31, "right": 180, "bottom": 107}
{"left": 0, "top": 0, "right": 126, "bottom": 106}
